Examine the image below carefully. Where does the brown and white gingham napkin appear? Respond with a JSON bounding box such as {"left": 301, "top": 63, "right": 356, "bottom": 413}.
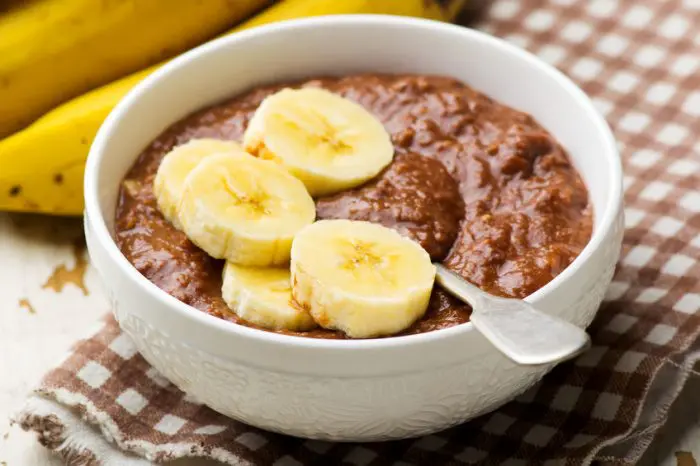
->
{"left": 17, "top": 1, "right": 700, "bottom": 464}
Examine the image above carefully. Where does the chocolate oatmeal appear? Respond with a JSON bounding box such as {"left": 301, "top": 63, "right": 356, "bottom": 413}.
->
{"left": 115, "top": 74, "right": 592, "bottom": 339}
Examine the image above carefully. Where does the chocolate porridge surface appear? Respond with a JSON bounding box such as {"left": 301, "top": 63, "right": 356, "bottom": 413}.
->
{"left": 115, "top": 74, "right": 592, "bottom": 339}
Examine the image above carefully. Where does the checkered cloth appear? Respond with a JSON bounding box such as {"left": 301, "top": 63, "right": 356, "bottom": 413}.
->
{"left": 17, "top": 1, "right": 700, "bottom": 464}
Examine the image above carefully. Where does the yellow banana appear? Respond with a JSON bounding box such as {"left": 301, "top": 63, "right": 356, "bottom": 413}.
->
{"left": 152, "top": 138, "right": 250, "bottom": 229}
{"left": 0, "top": 0, "right": 272, "bottom": 138}
{"left": 0, "top": 0, "right": 467, "bottom": 216}
{"left": 291, "top": 219, "right": 436, "bottom": 338}
{"left": 176, "top": 152, "right": 316, "bottom": 266}
{"left": 243, "top": 88, "right": 395, "bottom": 196}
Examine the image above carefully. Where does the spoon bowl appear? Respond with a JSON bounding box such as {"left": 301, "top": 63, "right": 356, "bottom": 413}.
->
{"left": 435, "top": 264, "right": 592, "bottom": 365}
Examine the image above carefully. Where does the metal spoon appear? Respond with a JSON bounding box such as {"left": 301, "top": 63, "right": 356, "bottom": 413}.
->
{"left": 434, "top": 264, "right": 591, "bottom": 366}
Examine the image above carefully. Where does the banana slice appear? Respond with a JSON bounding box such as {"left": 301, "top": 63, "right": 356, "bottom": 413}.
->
{"left": 154, "top": 138, "right": 249, "bottom": 229}
{"left": 222, "top": 262, "right": 316, "bottom": 331}
{"left": 243, "top": 88, "right": 394, "bottom": 196}
{"left": 291, "top": 219, "right": 436, "bottom": 338}
{"left": 179, "top": 152, "right": 316, "bottom": 266}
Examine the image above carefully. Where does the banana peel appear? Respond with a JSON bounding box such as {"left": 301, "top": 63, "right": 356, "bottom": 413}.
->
{"left": 0, "top": 0, "right": 272, "bottom": 138}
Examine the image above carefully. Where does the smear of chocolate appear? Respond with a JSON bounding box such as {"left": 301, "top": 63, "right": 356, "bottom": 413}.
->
{"left": 42, "top": 241, "right": 89, "bottom": 295}
{"left": 677, "top": 452, "right": 698, "bottom": 466}
{"left": 19, "top": 298, "right": 36, "bottom": 314}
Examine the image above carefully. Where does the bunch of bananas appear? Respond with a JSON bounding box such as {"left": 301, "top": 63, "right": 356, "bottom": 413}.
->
{"left": 0, "top": 0, "right": 467, "bottom": 216}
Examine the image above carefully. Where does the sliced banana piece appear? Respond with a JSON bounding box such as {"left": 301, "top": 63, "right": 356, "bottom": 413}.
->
{"left": 179, "top": 152, "right": 316, "bottom": 266}
{"left": 154, "top": 138, "right": 249, "bottom": 229}
{"left": 222, "top": 262, "right": 316, "bottom": 331}
{"left": 291, "top": 219, "right": 436, "bottom": 338}
{"left": 243, "top": 88, "right": 394, "bottom": 196}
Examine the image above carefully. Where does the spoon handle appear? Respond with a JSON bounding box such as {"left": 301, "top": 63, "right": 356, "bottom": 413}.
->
{"left": 434, "top": 264, "right": 591, "bottom": 366}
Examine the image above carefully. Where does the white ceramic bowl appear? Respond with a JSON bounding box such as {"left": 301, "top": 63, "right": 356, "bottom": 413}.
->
{"left": 84, "top": 15, "right": 623, "bottom": 441}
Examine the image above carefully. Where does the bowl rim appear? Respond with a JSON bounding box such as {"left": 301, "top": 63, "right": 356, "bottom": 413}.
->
{"left": 84, "top": 14, "right": 622, "bottom": 352}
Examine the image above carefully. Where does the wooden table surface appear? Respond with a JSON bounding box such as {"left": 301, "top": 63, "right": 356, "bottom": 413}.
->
{"left": 0, "top": 212, "right": 698, "bottom": 465}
